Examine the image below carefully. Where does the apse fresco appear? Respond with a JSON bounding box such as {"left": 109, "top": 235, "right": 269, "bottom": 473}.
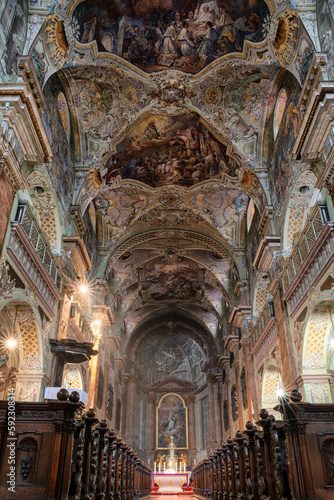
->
{"left": 72, "top": 0, "right": 270, "bottom": 73}
{"left": 157, "top": 393, "right": 188, "bottom": 449}
{"left": 102, "top": 113, "right": 237, "bottom": 187}
{"left": 142, "top": 260, "right": 200, "bottom": 301}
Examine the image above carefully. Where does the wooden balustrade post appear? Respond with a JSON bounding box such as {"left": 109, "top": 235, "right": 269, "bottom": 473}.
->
{"left": 226, "top": 438, "right": 237, "bottom": 499}
{"left": 106, "top": 430, "right": 117, "bottom": 500}
{"left": 210, "top": 454, "right": 215, "bottom": 498}
{"left": 120, "top": 443, "right": 128, "bottom": 500}
{"left": 213, "top": 451, "right": 219, "bottom": 500}
{"left": 216, "top": 450, "right": 223, "bottom": 500}
{"left": 257, "top": 409, "right": 284, "bottom": 499}
{"left": 244, "top": 422, "right": 262, "bottom": 500}
{"left": 81, "top": 409, "right": 99, "bottom": 500}
{"left": 234, "top": 431, "right": 248, "bottom": 499}
{"left": 114, "top": 437, "right": 123, "bottom": 500}
{"left": 221, "top": 443, "right": 229, "bottom": 500}
{"left": 96, "top": 420, "right": 109, "bottom": 500}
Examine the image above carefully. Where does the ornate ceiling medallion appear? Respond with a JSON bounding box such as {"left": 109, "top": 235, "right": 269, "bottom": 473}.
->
{"left": 272, "top": 10, "right": 299, "bottom": 67}
{"left": 46, "top": 15, "right": 69, "bottom": 68}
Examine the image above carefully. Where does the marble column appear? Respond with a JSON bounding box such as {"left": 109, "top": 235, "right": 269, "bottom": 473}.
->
{"left": 121, "top": 374, "right": 129, "bottom": 438}
{"left": 206, "top": 374, "right": 217, "bottom": 447}
{"left": 269, "top": 278, "right": 297, "bottom": 389}
{"left": 242, "top": 335, "right": 258, "bottom": 421}
{"left": 234, "top": 364, "right": 244, "bottom": 430}
{"left": 127, "top": 373, "right": 137, "bottom": 447}
{"left": 225, "top": 376, "right": 233, "bottom": 439}
{"left": 188, "top": 394, "right": 197, "bottom": 463}
{"left": 214, "top": 374, "right": 222, "bottom": 443}
{"left": 147, "top": 393, "right": 155, "bottom": 461}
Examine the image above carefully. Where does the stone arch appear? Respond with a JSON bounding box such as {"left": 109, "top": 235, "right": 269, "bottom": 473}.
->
{"left": 261, "top": 365, "right": 282, "bottom": 414}
{"left": 62, "top": 363, "right": 84, "bottom": 390}
{"left": 25, "top": 169, "right": 63, "bottom": 252}
{"left": 252, "top": 274, "right": 270, "bottom": 317}
{"left": 0, "top": 297, "right": 46, "bottom": 402}
{"left": 125, "top": 312, "right": 218, "bottom": 369}
{"left": 301, "top": 300, "right": 334, "bottom": 403}
{"left": 282, "top": 168, "right": 319, "bottom": 253}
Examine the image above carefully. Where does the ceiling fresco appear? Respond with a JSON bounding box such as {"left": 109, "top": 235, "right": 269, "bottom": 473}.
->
{"left": 102, "top": 113, "right": 238, "bottom": 187}
{"left": 15, "top": 0, "right": 317, "bottom": 350}
{"left": 72, "top": 0, "right": 270, "bottom": 74}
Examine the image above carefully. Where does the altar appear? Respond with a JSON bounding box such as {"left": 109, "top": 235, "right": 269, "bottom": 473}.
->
{"left": 152, "top": 437, "right": 191, "bottom": 493}
{"left": 152, "top": 472, "right": 191, "bottom": 492}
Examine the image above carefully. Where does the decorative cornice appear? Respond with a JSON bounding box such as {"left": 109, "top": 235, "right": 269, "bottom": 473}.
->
{"left": 92, "top": 304, "right": 114, "bottom": 326}
{"left": 70, "top": 205, "right": 86, "bottom": 235}
{"left": 63, "top": 235, "right": 92, "bottom": 274}
{"left": 222, "top": 335, "right": 239, "bottom": 352}
{"left": 228, "top": 306, "right": 251, "bottom": 327}
{"left": 7, "top": 222, "right": 62, "bottom": 316}
{"left": 251, "top": 319, "right": 278, "bottom": 367}
{"left": 253, "top": 236, "right": 281, "bottom": 272}
{"left": 115, "top": 356, "right": 127, "bottom": 371}
{"left": 0, "top": 88, "right": 52, "bottom": 163}
{"left": 282, "top": 223, "right": 334, "bottom": 316}
{"left": 147, "top": 375, "right": 198, "bottom": 393}
{"left": 17, "top": 56, "right": 47, "bottom": 112}
{"left": 217, "top": 355, "right": 230, "bottom": 371}
{"left": 258, "top": 206, "right": 274, "bottom": 236}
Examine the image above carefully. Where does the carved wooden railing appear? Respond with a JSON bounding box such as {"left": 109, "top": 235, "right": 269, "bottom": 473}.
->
{"left": 249, "top": 301, "right": 274, "bottom": 349}
{"left": 281, "top": 202, "right": 332, "bottom": 294}
{"left": 68, "top": 300, "right": 94, "bottom": 344}
{"left": 14, "top": 201, "right": 63, "bottom": 293}
{"left": 193, "top": 392, "right": 334, "bottom": 500}
{"left": 0, "top": 390, "right": 151, "bottom": 500}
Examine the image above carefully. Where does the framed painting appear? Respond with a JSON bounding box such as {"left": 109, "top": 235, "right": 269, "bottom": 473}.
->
{"left": 156, "top": 393, "right": 188, "bottom": 450}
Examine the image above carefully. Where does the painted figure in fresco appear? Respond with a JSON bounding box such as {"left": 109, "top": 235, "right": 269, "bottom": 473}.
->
{"left": 103, "top": 113, "right": 236, "bottom": 187}
{"left": 72, "top": 0, "right": 269, "bottom": 73}
{"left": 198, "top": 21, "right": 218, "bottom": 62}
{"left": 178, "top": 21, "right": 196, "bottom": 56}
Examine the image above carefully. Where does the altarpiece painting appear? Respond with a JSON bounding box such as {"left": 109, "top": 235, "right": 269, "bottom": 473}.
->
{"left": 156, "top": 393, "right": 188, "bottom": 449}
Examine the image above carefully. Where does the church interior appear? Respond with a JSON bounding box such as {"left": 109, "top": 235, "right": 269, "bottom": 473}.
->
{"left": 1, "top": 0, "right": 334, "bottom": 499}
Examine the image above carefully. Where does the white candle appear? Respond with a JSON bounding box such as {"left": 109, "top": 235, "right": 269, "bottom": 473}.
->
{"left": 154, "top": 462, "right": 156, "bottom": 472}
{"left": 175, "top": 463, "right": 177, "bottom": 472}
{"left": 164, "top": 463, "right": 166, "bottom": 472}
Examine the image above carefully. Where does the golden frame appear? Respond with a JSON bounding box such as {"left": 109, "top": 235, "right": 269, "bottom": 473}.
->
{"left": 156, "top": 392, "right": 188, "bottom": 450}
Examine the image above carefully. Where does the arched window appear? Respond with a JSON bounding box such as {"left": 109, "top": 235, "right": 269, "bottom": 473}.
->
{"left": 57, "top": 92, "right": 70, "bottom": 140}
{"left": 274, "top": 89, "right": 287, "bottom": 139}
{"left": 247, "top": 199, "right": 255, "bottom": 231}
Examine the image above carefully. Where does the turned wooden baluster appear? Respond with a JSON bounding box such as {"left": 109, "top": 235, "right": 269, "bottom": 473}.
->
{"left": 221, "top": 443, "right": 229, "bottom": 500}
{"left": 216, "top": 449, "right": 223, "bottom": 500}
{"left": 257, "top": 409, "right": 281, "bottom": 499}
{"left": 120, "top": 443, "right": 128, "bottom": 500}
{"left": 81, "top": 408, "right": 98, "bottom": 500}
{"left": 113, "top": 437, "right": 123, "bottom": 500}
{"left": 226, "top": 438, "right": 237, "bottom": 499}
{"left": 95, "top": 420, "right": 109, "bottom": 500}
{"left": 234, "top": 430, "right": 248, "bottom": 499}
{"left": 106, "top": 430, "right": 117, "bottom": 500}
{"left": 68, "top": 417, "right": 85, "bottom": 499}
{"left": 244, "top": 421, "right": 262, "bottom": 500}
{"left": 214, "top": 450, "right": 221, "bottom": 500}
{"left": 210, "top": 453, "right": 215, "bottom": 498}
